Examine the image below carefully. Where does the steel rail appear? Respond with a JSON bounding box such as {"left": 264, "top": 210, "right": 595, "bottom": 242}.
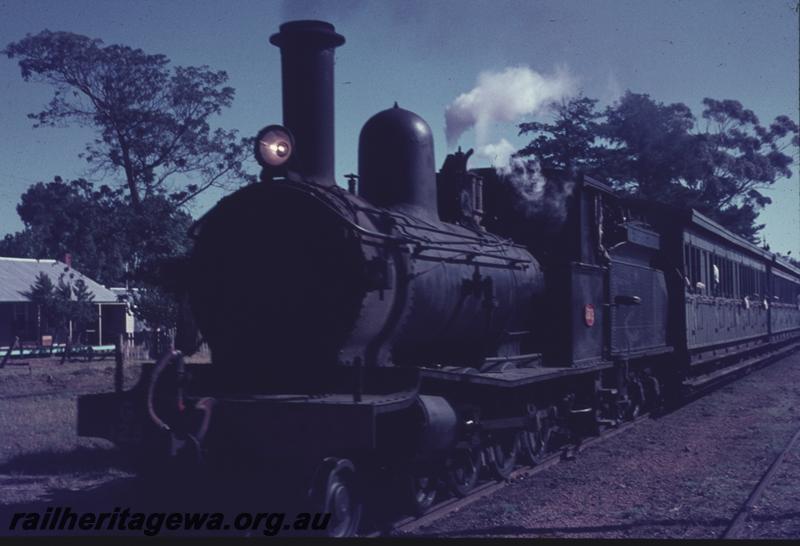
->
{"left": 721, "top": 423, "right": 800, "bottom": 539}
{"left": 374, "top": 343, "right": 800, "bottom": 538}
{"left": 378, "top": 414, "right": 650, "bottom": 537}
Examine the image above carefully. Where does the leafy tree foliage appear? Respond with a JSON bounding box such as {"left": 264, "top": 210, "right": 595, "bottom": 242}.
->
{"left": 23, "top": 272, "right": 56, "bottom": 338}
{"left": 22, "top": 271, "right": 97, "bottom": 344}
{"left": 131, "top": 286, "right": 179, "bottom": 331}
{"left": 3, "top": 30, "right": 255, "bottom": 211}
{"left": 2, "top": 31, "right": 257, "bottom": 338}
{"left": 517, "top": 95, "right": 604, "bottom": 176}
{"left": 0, "top": 177, "right": 191, "bottom": 332}
{"left": 600, "top": 92, "right": 700, "bottom": 198}
{"left": 65, "top": 278, "right": 97, "bottom": 343}
{"left": 698, "top": 98, "right": 796, "bottom": 209}
{"left": 0, "top": 177, "right": 192, "bottom": 286}
{"left": 518, "top": 92, "right": 798, "bottom": 242}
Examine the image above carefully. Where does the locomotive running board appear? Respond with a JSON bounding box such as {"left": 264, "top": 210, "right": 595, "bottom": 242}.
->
{"left": 420, "top": 362, "right": 613, "bottom": 388}
{"left": 683, "top": 340, "right": 800, "bottom": 391}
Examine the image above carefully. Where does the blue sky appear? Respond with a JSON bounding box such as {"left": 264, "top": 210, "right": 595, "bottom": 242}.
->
{"left": 0, "top": 0, "right": 798, "bottom": 255}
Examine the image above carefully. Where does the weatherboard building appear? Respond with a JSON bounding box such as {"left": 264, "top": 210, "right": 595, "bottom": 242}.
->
{"left": 0, "top": 257, "right": 127, "bottom": 349}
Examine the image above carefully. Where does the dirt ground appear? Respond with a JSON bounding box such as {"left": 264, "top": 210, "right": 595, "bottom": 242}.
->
{"left": 0, "top": 357, "right": 145, "bottom": 507}
{"left": 405, "top": 351, "right": 800, "bottom": 539}
{"left": 744, "top": 430, "right": 800, "bottom": 538}
{"left": 0, "top": 354, "right": 324, "bottom": 538}
{"left": 0, "top": 352, "right": 207, "bottom": 506}
{"left": 2, "top": 351, "right": 799, "bottom": 538}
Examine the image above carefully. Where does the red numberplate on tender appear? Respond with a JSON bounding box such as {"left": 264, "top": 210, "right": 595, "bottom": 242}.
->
{"left": 584, "top": 304, "right": 595, "bottom": 327}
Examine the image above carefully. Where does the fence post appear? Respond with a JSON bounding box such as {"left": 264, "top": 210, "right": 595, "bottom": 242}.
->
{"left": 1, "top": 336, "right": 19, "bottom": 369}
{"left": 115, "top": 333, "right": 124, "bottom": 392}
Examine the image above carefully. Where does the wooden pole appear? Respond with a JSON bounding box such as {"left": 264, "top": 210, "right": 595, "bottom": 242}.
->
{"left": 98, "top": 303, "right": 103, "bottom": 346}
{"left": 60, "top": 335, "right": 72, "bottom": 365}
{"left": 114, "top": 333, "right": 124, "bottom": 392}
{"left": 1, "top": 336, "right": 19, "bottom": 369}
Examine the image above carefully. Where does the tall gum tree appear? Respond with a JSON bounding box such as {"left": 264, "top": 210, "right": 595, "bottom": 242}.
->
{"left": 518, "top": 92, "right": 798, "bottom": 242}
{"left": 3, "top": 30, "right": 255, "bottom": 213}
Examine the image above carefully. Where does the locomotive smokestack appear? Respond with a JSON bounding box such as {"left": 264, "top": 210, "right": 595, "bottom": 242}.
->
{"left": 270, "top": 20, "right": 345, "bottom": 186}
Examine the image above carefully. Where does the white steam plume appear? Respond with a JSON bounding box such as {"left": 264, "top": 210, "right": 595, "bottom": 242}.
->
{"left": 444, "top": 65, "right": 577, "bottom": 224}
{"left": 499, "top": 156, "right": 575, "bottom": 223}
{"left": 444, "top": 65, "right": 576, "bottom": 150}
{"left": 479, "top": 138, "right": 517, "bottom": 167}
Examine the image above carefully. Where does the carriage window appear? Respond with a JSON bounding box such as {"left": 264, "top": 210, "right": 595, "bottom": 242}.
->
{"left": 724, "top": 259, "right": 733, "bottom": 298}
{"left": 774, "top": 276, "right": 800, "bottom": 303}
{"left": 684, "top": 244, "right": 691, "bottom": 285}
{"left": 704, "top": 255, "right": 740, "bottom": 298}
{"left": 740, "top": 265, "right": 756, "bottom": 298}
{"left": 723, "top": 260, "right": 728, "bottom": 297}
{"left": 738, "top": 265, "right": 745, "bottom": 297}
{"left": 711, "top": 256, "right": 720, "bottom": 294}
{"left": 684, "top": 243, "right": 704, "bottom": 293}
{"left": 692, "top": 247, "right": 701, "bottom": 289}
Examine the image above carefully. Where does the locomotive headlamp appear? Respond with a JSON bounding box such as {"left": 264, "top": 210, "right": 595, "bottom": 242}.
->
{"left": 255, "top": 125, "right": 294, "bottom": 168}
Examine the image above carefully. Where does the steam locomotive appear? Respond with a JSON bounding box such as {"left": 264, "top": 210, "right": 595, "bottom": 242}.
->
{"left": 77, "top": 20, "right": 800, "bottom": 536}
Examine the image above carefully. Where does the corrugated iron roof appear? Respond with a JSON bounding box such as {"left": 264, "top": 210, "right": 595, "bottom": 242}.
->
{"left": 0, "top": 257, "right": 120, "bottom": 303}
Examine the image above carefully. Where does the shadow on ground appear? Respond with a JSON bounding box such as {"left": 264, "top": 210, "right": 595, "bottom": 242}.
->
{"left": 0, "top": 446, "right": 133, "bottom": 476}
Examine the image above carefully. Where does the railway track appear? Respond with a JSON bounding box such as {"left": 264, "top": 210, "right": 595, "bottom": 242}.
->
{"left": 373, "top": 414, "right": 650, "bottom": 537}
{"left": 4, "top": 343, "right": 797, "bottom": 537}
{"left": 372, "top": 343, "right": 800, "bottom": 537}
{"left": 721, "top": 422, "right": 800, "bottom": 539}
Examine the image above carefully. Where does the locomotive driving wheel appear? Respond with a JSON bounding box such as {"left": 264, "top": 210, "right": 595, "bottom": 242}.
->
{"left": 486, "top": 432, "right": 519, "bottom": 480}
{"left": 520, "top": 409, "right": 553, "bottom": 465}
{"left": 308, "top": 458, "right": 362, "bottom": 537}
{"left": 625, "top": 374, "right": 647, "bottom": 420}
{"left": 446, "top": 448, "right": 480, "bottom": 497}
{"left": 405, "top": 465, "right": 439, "bottom": 516}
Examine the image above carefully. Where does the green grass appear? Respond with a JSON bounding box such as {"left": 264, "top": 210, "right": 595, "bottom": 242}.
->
{"left": 0, "top": 358, "right": 142, "bottom": 504}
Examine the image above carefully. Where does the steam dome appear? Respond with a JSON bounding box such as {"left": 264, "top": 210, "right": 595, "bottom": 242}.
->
{"left": 358, "top": 104, "right": 438, "bottom": 217}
